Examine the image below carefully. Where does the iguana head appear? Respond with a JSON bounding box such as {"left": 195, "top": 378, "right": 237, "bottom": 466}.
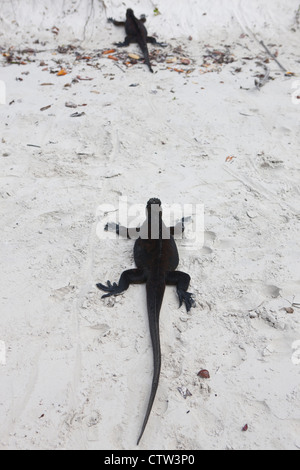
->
{"left": 126, "top": 8, "right": 134, "bottom": 18}
{"left": 147, "top": 198, "right": 162, "bottom": 208}
{"left": 146, "top": 198, "right": 162, "bottom": 219}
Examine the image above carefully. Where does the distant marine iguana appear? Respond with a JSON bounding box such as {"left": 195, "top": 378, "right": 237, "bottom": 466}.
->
{"left": 96, "top": 198, "right": 195, "bottom": 445}
{"left": 108, "top": 8, "right": 167, "bottom": 73}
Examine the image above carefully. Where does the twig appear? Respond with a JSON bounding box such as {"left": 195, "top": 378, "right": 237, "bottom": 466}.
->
{"left": 83, "top": 0, "right": 95, "bottom": 41}
{"left": 292, "top": 5, "right": 300, "bottom": 30}
{"left": 259, "top": 40, "right": 287, "bottom": 72}
{"left": 114, "top": 62, "right": 126, "bottom": 73}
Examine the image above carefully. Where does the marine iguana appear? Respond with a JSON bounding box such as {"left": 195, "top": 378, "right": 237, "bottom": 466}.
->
{"left": 96, "top": 198, "right": 195, "bottom": 445}
{"left": 108, "top": 8, "right": 167, "bottom": 73}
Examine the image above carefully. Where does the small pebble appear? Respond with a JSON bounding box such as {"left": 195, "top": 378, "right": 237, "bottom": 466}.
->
{"left": 128, "top": 53, "right": 140, "bottom": 60}
{"left": 284, "top": 307, "right": 294, "bottom": 314}
{"left": 197, "top": 369, "right": 210, "bottom": 379}
{"left": 247, "top": 210, "right": 258, "bottom": 219}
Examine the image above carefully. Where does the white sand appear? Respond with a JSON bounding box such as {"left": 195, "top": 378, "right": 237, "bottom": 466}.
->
{"left": 0, "top": 0, "right": 300, "bottom": 450}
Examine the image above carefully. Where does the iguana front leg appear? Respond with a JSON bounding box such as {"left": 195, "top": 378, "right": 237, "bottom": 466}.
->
{"left": 105, "top": 222, "right": 140, "bottom": 239}
{"left": 108, "top": 18, "right": 125, "bottom": 26}
{"left": 170, "top": 216, "right": 192, "bottom": 237}
{"left": 97, "top": 269, "right": 147, "bottom": 298}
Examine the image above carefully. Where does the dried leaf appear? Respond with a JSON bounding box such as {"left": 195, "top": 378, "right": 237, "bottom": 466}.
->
{"left": 107, "top": 55, "right": 119, "bottom": 61}
{"left": 103, "top": 49, "right": 116, "bottom": 55}
{"left": 180, "top": 58, "right": 190, "bottom": 65}
{"left": 166, "top": 57, "right": 177, "bottom": 64}
{"left": 76, "top": 75, "right": 94, "bottom": 81}
{"left": 70, "top": 112, "right": 85, "bottom": 118}
{"left": 40, "top": 105, "right": 52, "bottom": 112}
{"left": 65, "top": 102, "right": 77, "bottom": 108}
{"left": 57, "top": 69, "right": 67, "bottom": 76}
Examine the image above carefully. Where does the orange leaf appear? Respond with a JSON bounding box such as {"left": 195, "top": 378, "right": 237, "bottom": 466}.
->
{"left": 103, "top": 49, "right": 116, "bottom": 55}
{"left": 57, "top": 69, "right": 67, "bottom": 76}
{"left": 107, "top": 55, "right": 119, "bottom": 61}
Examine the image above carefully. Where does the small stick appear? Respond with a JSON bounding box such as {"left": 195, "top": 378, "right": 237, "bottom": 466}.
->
{"left": 114, "top": 62, "right": 126, "bottom": 73}
{"left": 259, "top": 40, "right": 287, "bottom": 72}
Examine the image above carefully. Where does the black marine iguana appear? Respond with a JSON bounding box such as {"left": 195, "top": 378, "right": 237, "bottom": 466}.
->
{"left": 108, "top": 8, "right": 167, "bottom": 73}
{"left": 96, "top": 198, "right": 195, "bottom": 445}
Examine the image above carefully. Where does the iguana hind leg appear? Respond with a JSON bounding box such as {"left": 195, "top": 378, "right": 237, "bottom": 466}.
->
{"left": 147, "top": 36, "right": 167, "bottom": 47}
{"left": 115, "top": 35, "right": 137, "bottom": 47}
{"left": 166, "top": 271, "right": 195, "bottom": 312}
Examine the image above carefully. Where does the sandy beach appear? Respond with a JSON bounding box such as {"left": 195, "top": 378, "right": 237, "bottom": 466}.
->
{"left": 0, "top": 0, "right": 300, "bottom": 450}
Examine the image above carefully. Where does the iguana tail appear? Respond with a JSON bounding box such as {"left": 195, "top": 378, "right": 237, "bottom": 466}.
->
{"left": 137, "top": 279, "right": 165, "bottom": 444}
{"left": 138, "top": 39, "right": 153, "bottom": 73}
